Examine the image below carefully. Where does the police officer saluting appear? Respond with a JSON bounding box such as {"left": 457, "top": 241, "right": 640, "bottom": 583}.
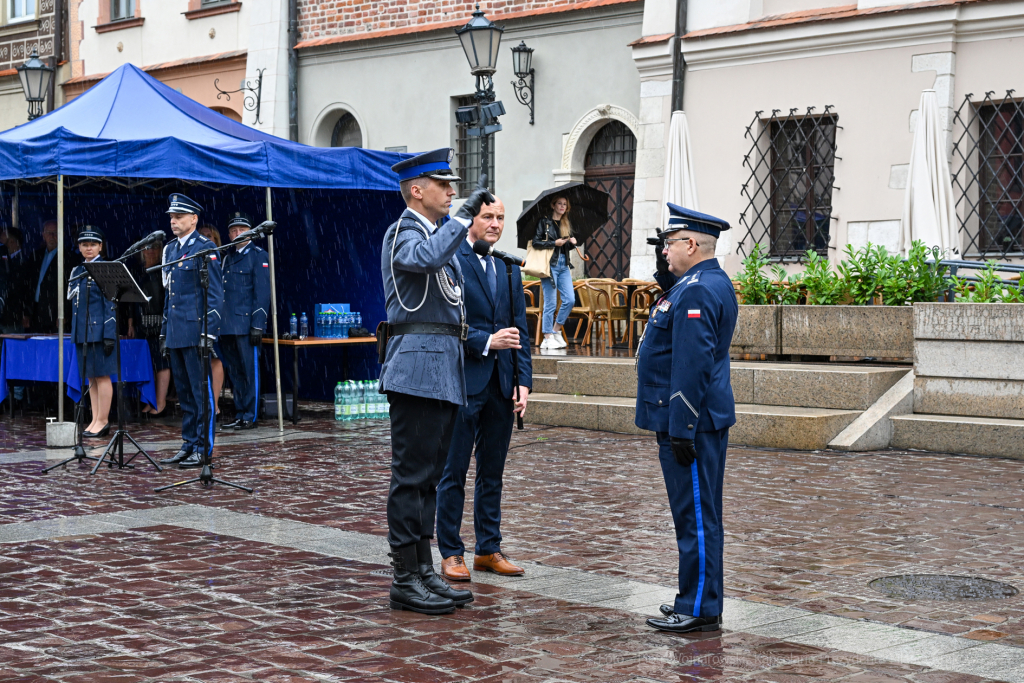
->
{"left": 158, "top": 194, "right": 224, "bottom": 469}
{"left": 219, "top": 212, "right": 270, "bottom": 431}
{"left": 635, "top": 204, "right": 738, "bottom": 634}
{"left": 379, "top": 148, "right": 493, "bottom": 615}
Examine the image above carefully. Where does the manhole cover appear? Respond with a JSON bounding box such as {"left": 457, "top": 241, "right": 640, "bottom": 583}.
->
{"left": 369, "top": 569, "right": 393, "bottom": 577}
{"left": 869, "top": 575, "right": 1018, "bottom": 601}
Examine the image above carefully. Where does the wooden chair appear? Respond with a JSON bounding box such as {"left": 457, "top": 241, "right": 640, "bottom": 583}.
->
{"left": 569, "top": 281, "right": 612, "bottom": 346}
{"left": 628, "top": 283, "right": 662, "bottom": 349}
{"left": 585, "top": 279, "right": 629, "bottom": 343}
{"left": 523, "top": 280, "right": 543, "bottom": 346}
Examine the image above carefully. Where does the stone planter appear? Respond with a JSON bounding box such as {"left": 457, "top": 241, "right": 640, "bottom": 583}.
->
{"left": 731, "top": 305, "right": 914, "bottom": 359}
{"left": 911, "top": 303, "right": 1024, "bottom": 420}
{"left": 781, "top": 305, "right": 914, "bottom": 359}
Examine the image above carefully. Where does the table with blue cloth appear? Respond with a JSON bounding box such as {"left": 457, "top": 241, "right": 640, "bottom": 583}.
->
{"left": 0, "top": 336, "right": 157, "bottom": 409}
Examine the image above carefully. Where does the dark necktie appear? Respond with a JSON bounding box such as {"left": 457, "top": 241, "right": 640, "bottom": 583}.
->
{"left": 485, "top": 255, "right": 496, "bottom": 298}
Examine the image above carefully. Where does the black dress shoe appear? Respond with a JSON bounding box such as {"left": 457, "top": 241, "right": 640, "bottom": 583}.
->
{"left": 82, "top": 424, "right": 110, "bottom": 438}
{"left": 646, "top": 613, "right": 721, "bottom": 634}
{"left": 221, "top": 419, "right": 242, "bottom": 430}
{"left": 416, "top": 540, "right": 473, "bottom": 606}
{"left": 178, "top": 453, "right": 204, "bottom": 469}
{"left": 388, "top": 545, "right": 455, "bottom": 615}
{"left": 658, "top": 604, "right": 723, "bottom": 624}
{"left": 159, "top": 448, "right": 192, "bottom": 465}
{"left": 235, "top": 420, "right": 256, "bottom": 430}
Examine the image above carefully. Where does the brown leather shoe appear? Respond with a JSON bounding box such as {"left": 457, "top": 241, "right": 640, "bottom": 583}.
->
{"left": 473, "top": 551, "right": 525, "bottom": 576}
{"left": 441, "top": 555, "right": 471, "bottom": 582}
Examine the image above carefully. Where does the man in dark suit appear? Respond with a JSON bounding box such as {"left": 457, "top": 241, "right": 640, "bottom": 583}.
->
{"left": 29, "top": 220, "right": 77, "bottom": 333}
{"left": 0, "top": 228, "right": 29, "bottom": 333}
{"left": 435, "top": 196, "right": 533, "bottom": 581}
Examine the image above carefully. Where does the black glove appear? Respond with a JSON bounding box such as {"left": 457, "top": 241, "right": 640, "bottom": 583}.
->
{"left": 104, "top": 338, "right": 116, "bottom": 356}
{"left": 203, "top": 335, "right": 216, "bottom": 354}
{"left": 655, "top": 233, "right": 670, "bottom": 275}
{"left": 159, "top": 335, "right": 169, "bottom": 359}
{"left": 454, "top": 173, "right": 494, "bottom": 222}
{"left": 671, "top": 437, "right": 698, "bottom": 468}
{"left": 250, "top": 327, "right": 262, "bottom": 346}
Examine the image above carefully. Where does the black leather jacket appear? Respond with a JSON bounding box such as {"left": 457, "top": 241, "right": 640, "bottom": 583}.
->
{"left": 532, "top": 216, "right": 574, "bottom": 269}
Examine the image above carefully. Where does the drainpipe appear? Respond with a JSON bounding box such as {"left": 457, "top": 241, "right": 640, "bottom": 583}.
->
{"left": 48, "top": 0, "right": 64, "bottom": 114}
{"left": 670, "top": 0, "right": 687, "bottom": 112}
{"left": 288, "top": 0, "right": 298, "bottom": 141}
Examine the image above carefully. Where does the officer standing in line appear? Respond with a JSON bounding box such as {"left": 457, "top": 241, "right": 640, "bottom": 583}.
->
{"left": 378, "top": 148, "right": 493, "bottom": 615}
{"left": 219, "top": 212, "right": 270, "bottom": 431}
{"left": 635, "top": 204, "right": 738, "bottom": 634}
{"left": 158, "top": 194, "right": 224, "bottom": 469}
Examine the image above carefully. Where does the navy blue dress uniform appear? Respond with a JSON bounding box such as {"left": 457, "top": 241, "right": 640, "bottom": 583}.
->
{"left": 635, "top": 204, "right": 738, "bottom": 633}
{"left": 379, "top": 148, "right": 494, "bottom": 615}
{"left": 435, "top": 238, "right": 532, "bottom": 570}
{"left": 67, "top": 228, "right": 118, "bottom": 379}
{"left": 218, "top": 212, "right": 270, "bottom": 430}
{"left": 159, "top": 194, "right": 224, "bottom": 467}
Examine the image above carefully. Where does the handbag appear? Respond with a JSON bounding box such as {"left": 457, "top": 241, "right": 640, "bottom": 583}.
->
{"left": 523, "top": 243, "right": 553, "bottom": 279}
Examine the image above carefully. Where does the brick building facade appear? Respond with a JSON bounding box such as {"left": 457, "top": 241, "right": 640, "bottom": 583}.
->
{"left": 297, "top": 0, "right": 603, "bottom": 40}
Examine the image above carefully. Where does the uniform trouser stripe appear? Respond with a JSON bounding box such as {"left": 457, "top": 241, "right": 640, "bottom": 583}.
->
{"left": 207, "top": 377, "right": 215, "bottom": 456}
{"left": 690, "top": 460, "right": 706, "bottom": 618}
{"left": 252, "top": 345, "right": 260, "bottom": 423}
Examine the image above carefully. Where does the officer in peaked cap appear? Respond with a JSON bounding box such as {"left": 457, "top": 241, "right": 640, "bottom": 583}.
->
{"left": 67, "top": 226, "right": 118, "bottom": 438}
{"left": 378, "top": 148, "right": 493, "bottom": 615}
{"left": 635, "top": 203, "right": 738, "bottom": 634}
{"left": 158, "top": 193, "right": 224, "bottom": 469}
{"left": 218, "top": 211, "right": 270, "bottom": 431}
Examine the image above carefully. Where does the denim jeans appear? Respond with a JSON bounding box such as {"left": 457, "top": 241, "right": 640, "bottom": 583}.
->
{"left": 541, "top": 253, "right": 574, "bottom": 334}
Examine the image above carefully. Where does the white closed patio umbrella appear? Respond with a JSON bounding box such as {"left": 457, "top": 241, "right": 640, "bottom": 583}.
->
{"left": 899, "top": 89, "right": 960, "bottom": 257}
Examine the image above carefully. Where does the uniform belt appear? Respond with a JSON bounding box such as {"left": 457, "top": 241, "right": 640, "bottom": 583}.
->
{"left": 389, "top": 322, "right": 468, "bottom": 341}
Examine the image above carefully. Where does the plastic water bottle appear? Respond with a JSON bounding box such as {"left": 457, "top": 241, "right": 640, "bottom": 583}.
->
{"left": 341, "top": 383, "right": 353, "bottom": 421}
{"left": 344, "top": 313, "right": 352, "bottom": 338}
{"left": 334, "top": 382, "right": 344, "bottom": 421}
{"left": 317, "top": 312, "right": 324, "bottom": 338}
{"left": 355, "top": 312, "right": 362, "bottom": 331}
{"left": 329, "top": 312, "right": 338, "bottom": 338}
{"left": 362, "top": 380, "right": 372, "bottom": 419}
{"left": 289, "top": 313, "right": 298, "bottom": 337}
{"left": 299, "top": 313, "right": 309, "bottom": 340}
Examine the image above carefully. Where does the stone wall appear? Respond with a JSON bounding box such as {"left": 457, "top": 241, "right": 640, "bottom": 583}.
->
{"left": 912, "top": 303, "right": 1024, "bottom": 420}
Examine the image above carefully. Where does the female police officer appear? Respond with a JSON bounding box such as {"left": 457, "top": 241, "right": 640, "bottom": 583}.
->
{"left": 67, "top": 227, "right": 118, "bottom": 438}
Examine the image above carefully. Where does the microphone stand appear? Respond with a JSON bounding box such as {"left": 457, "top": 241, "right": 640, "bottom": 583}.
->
{"left": 42, "top": 269, "right": 100, "bottom": 473}
{"left": 505, "top": 260, "right": 524, "bottom": 431}
{"left": 150, "top": 239, "right": 253, "bottom": 494}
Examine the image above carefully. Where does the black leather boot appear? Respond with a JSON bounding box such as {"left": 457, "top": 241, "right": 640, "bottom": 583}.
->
{"left": 388, "top": 545, "right": 455, "bottom": 615}
{"left": 416, "top": 539, "right": 473, "bottom": 607}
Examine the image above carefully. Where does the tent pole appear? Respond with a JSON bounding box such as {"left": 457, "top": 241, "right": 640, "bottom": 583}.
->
{"left": 57, "top": 175, "right": 64, "bottom": 423}
{"left": 266, "top": 187, "right": 284, "bottom": 433}
{"left": 12, "top": 183, "right": 18, "bottom": 230}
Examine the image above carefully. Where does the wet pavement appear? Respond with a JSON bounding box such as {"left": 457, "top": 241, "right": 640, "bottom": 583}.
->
{"left": 0, "top": 409, "right": 1022, "bottom": 682}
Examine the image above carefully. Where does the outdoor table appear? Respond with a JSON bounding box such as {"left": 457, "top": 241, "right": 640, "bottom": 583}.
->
{"left": 262, "top": 336, "right": 376, "bottom": 424}
{"left": 0, "top": 335, "right": 157, "bottom": 412}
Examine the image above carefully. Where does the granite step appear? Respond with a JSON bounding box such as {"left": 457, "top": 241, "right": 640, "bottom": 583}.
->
{"left": 532, "top": 357, "right": 908, "bottom": 411}
{"left": 527, "top": 393, "right": 861, "bottom": 450}
{"left": 532, "top": 374, "right": 558, "bottom": 394}
{"left": 891, "top": 413, "right": 1024, "bottom": 460}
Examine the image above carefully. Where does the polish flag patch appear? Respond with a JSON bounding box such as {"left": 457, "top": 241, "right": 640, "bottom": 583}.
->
{"left": 688, "top": 309, "right": 701, "bottom": 318}
{"left": 210, "top": 255, "right": 218, "bottom": 260}
{"left": 262, "top": 263, "right": 269, "bottom": 267}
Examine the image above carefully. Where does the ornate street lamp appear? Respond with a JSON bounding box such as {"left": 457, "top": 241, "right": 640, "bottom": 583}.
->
{"left": 18, "top": 49, "right": 54, "bottom": 121}
{"left": 510, "top": 41, "right": 535, "bottom": 125}
{"left": 455, "top": 5, "right": 506, "bottom": 188}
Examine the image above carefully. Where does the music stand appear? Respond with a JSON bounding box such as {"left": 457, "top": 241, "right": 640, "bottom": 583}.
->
{"left": 81, "top": 261, "right": 163, "bottom": 474}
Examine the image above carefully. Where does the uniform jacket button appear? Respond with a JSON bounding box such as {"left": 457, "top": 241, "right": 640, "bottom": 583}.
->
{"left": 658, "top": 399, "right": 663, "bottom": 405}
{"left": 688, "top": 424, "right": 694, "bottom": 429}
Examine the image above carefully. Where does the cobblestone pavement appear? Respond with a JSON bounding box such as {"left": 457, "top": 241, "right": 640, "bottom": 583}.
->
{"left": 0, "top": 411, "right": 1022, "bottom": 681}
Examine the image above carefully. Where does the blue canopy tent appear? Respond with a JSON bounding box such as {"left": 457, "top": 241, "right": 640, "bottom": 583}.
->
{"left": 0, "top": 63, "right": 407, "bottom": 429}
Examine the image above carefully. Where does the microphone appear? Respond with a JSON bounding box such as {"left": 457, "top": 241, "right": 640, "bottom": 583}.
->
{"left": 472, "top": 240, "right": 524, "bottom": 267}
{"left": 233, "top": 221, "right": 276, "bottom": 243}
{"left": 124, "top": 230, "right": 167, "bottom": 254}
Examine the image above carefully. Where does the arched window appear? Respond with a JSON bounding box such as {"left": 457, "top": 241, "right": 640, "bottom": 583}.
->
{"left": 331, "top": 112, "right": 362, "bottom": 148}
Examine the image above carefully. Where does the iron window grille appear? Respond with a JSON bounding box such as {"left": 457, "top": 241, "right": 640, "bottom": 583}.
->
{"left": 951, "top": 90, "right": 1024, "bottom": 258}
{"left": 584, "top": 120, "right": 636, "bottom": 167}
{"left": 111, "top": 0, "right": 134, "bottom": 20}
{"left": 454, "top": 95, "right": 494, "bottom": 197}
{"left": 738, "top": 107, "right": 839, "bottom": 260}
